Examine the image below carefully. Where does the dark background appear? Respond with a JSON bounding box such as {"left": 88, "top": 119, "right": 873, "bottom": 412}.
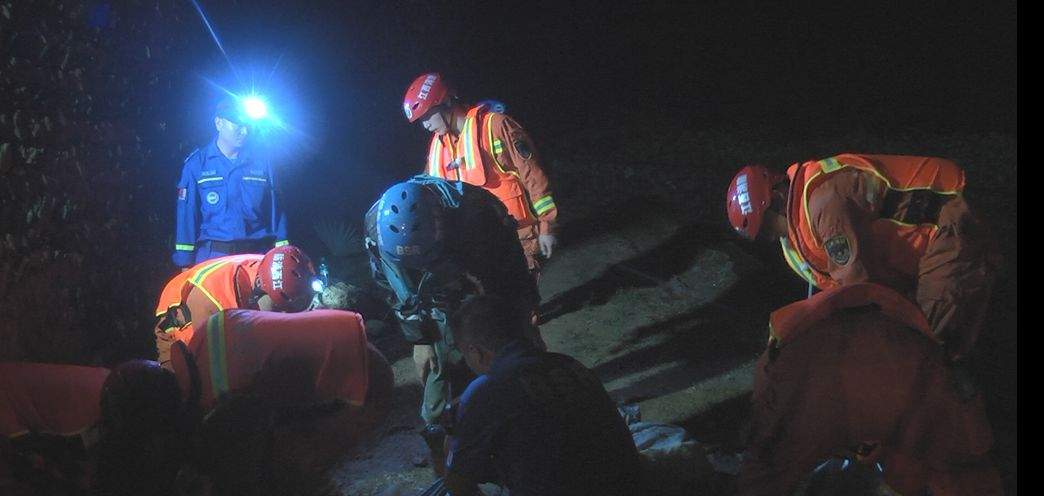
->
{"left": 179, "top": 0, "right": 1017, "bottom": 232}
{"left": 0, "top": 0, "right": 1016, "bottom": 385}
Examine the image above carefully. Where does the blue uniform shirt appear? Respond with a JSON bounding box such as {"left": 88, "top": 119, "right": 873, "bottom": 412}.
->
{"left": 447, "top": 341, "right": 642, "bottom": 496}
{"left": 172, "top": 141, "right": 288, "bottom": 267}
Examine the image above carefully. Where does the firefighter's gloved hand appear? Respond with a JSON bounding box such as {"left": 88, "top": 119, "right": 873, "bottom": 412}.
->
{"left": 539, "top": 233, "right": 557, "bottom": 258}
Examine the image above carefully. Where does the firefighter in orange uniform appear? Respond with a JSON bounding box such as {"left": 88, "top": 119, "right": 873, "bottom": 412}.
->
{"left": 153, "top": 245, "right": 317, "bottom": 367}
{"left": 403, "top": 72, "right": 559, "bottom": 274}
{"left": 738, "top": 283, "right": 1002, "bottom": 496}
{"left": 726, "top": 154, "right": 1001, "bottom": 361}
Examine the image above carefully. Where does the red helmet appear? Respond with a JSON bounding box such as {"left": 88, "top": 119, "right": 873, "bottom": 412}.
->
{"left": 726, "top": 165, "right": 784, "bottom": 240}
{"left": 403, "top": 72, "right": 454, "bottom": 123}
{"left": 259, "top": 245, "right": 316, "bottom": 311}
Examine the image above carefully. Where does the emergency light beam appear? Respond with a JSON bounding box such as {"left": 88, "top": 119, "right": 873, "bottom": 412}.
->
{"left": 187, "top": 0, "right": 241, "bottom": 84}
{"left": 187, "top": 0, "right": 313, "bottom": 148}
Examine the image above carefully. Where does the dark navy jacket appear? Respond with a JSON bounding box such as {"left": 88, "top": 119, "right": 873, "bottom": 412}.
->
{"left": 447, "top": 341, "right": 642, "bottom": 496}
{"left": 172, "top": 140, "right": 288, "bottom": 267}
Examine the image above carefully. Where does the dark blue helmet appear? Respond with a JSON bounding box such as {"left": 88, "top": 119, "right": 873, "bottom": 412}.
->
{"left": 376, "top": 181, "right": 444, "bottom": 269}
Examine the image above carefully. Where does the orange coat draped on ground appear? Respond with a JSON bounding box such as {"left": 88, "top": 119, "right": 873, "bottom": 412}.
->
{"left": 738, "top": 283, "right": 1001, "bottom": 496}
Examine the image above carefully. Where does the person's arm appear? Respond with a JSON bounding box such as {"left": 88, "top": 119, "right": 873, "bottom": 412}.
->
{"left": 494, "top": 115, "right": 559, "bottom": 254}
{"left": 461, "top": 192, "right": 540, "bottom": 310}
{"left": 807, "top": 173, "right": 874, "bottom": 286}
{"left": 269, "top": 162, "right": 289, "bottom": 247}
{"left": 445, "top": 377, "right": 500, "bottom": 489}
{"left": 173, "top": 155, "right": 200, "bottom": 268}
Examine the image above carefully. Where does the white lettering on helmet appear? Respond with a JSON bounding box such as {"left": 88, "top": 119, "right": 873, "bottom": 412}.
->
{"left": 417, "top": 74, "right": 438, "bottom": 100}
{"left": 270, "top": 253, "right": 284, "bottom": 290}
{"left": 396, "top": 245, "right": 421, "bottom": 256}
{"left": 736, "top": 174, "right": 753, "bottom": 215}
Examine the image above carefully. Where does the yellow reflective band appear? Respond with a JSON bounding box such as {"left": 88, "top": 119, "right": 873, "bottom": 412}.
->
{"left": 818, "top": 157, "right": 844, "bottom": 173}
{"left": 461, "top": 114, "right": 478, "bottom": 170}
{"left": 241, "top": 176, "right": 268, "bottom": 182}
{"left": 428, "top": 139, "right": 444, "bottom": 177}
{"left": 779, "top": 237, "right": 819, "bottom": 289}
{"left": 156, "top": 303, "right": 179, "bottom": 318}
{"left": 274, "top": 240, "right": 289, "bottom": 247}
{"left": 176, "top": 244, "right": 195, "bottom": 251}
{"left": 492, "top": 138, "right": 504, "bottom": 154}
{"left": 532, "top": 196, "right": 556, "bottom": 215}
{"left": 207, "top": 313, "right": 230, "bottom": 399}
{"left": 484, "top": 113, "right": 515, "bottom": 177}
{"left": 197, "top": 176, "right": 224, "bottom": 184}
{"left": 191, "top": 260, "right": 227, "bottom": 285}
{"left": 801, "top": 169, "right": 828, "bottom": 246}
{"left": 190, "top": 260, "right": 229, "bottom": 310}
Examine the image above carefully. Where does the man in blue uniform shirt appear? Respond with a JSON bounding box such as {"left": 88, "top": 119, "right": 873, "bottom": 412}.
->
{"left": 172, "top": 97, "right": 289, "bottom": 268}
{"left": 444, "top": 295, "right": 642, "bottom": 496}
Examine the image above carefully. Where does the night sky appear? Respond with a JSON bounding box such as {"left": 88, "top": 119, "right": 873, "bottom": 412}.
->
{"left": 174, "top": 0, "right": 1016, "bottom": 245}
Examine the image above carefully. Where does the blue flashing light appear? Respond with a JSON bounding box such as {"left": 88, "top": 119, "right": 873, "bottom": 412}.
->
{"left": 311, "top": 279, "right": 325, "bottom": 293}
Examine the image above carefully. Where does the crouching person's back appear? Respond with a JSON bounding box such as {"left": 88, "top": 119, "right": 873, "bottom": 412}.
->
{"left": 444, "top": 295, "right": 642, "bottom": 496}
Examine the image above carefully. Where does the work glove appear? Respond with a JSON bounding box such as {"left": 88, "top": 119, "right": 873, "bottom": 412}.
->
{"left": 539, "top": 233, "right": 557, "bottom": 258}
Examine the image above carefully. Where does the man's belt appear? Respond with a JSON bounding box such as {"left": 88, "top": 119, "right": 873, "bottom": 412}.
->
{"left": 203, "top": 239, "right": 270, "bottom": 254}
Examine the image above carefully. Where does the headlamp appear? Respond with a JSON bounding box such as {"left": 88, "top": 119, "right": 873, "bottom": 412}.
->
{"left": 242, "top": 96, "right": 269, "bottom": 120}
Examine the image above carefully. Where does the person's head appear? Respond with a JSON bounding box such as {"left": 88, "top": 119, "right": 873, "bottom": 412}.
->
{"left": 100, "top": 360, "right": 181, "bottom": 439}
{"left": 802, "top": 457, "right": 899, "bottom": 496}
{"left": 214, "top": 97, "right": 252, "bottom": 151}
{"left": 403, "top": 72, "right": 460, "bottom": 136}
{"left": 375, "top": 181, "right": 446, "bottom": 270}
{"left": 94, "top": 360, "right": 186, "bottom": 495}
{"left": 255, "top": 245, "right": 317, "bottom": 313}
{"left": 454, "top": 295, "right": 532, "bottom": 374}
{"left": 726, "top": 164, "right": 789, "bottom": 241}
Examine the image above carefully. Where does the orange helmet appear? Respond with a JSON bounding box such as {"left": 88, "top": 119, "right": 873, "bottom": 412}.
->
{"left": 726, "top": 165, "right": 785, "bottom": 240}
{"left": 259, "top": 245, "right": 316, "bottom": 311}
{"left": 403, "top": 72, "right": 454, "bottom": 123}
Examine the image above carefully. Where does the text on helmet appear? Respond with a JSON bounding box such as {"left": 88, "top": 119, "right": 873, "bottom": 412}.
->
{"left": 736, "top": 174, "right": 753, "bottom": 215}
{"left": 417, "top": 74, "right": 439, "bottom": 100}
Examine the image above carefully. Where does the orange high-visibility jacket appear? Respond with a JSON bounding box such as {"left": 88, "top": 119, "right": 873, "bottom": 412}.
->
{"left": 781, "top": 154, "right": 965, "bottom": 289}
{"left": 426, "top": 105, "right": 556, "bottom": 230}
{"left": 0, "top": 362, "right": 110, "bottom": 440}
{"left": 155, "top": 254, "right": 263, "bottom": 345}
{"left": 155, "top": 254, "right": 264, "bottom": 320}
{"left": 170, "top": 309, "right": 371, "bottom": 410}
